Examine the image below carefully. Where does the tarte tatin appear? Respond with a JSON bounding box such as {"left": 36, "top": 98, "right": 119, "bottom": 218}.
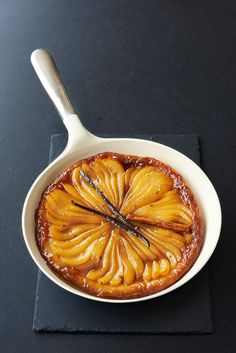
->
{"left": 35, "top": 152, "right": 203, "bottom": 299}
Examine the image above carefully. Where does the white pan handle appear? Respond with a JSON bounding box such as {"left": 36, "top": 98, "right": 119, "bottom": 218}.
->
{"left": 31, "top": 49, "right": 96, "bottom": 148}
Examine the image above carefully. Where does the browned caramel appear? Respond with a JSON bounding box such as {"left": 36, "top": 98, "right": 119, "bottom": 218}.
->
{"left": 35, "top": 152, "right": 203, "bottom": 299}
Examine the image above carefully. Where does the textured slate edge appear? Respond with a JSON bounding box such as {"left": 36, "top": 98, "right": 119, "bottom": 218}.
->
{"left": 33, "top": 271, "right": 213, "bottom": 334}
{"left": 33, "top": 133, "right": 212, "bottom": 334}
{"left": 48, "top": 133, "right": 201, "bottom": 165}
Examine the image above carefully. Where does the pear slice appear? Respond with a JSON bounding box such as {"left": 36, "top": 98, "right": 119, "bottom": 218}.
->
{"left": 128, "top": 190, "right": 192, "bottom": 232}
{"left": 120, "top": 166, "right": 173, "bottom": 216}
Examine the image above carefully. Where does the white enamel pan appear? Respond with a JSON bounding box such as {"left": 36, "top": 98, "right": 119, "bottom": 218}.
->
{"left": 22, "top": 49, "right": 222, "bottom": 303}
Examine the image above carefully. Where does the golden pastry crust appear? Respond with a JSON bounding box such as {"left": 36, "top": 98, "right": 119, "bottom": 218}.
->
{"left": 35, "top": 152, "right": 203, "bottom": 299}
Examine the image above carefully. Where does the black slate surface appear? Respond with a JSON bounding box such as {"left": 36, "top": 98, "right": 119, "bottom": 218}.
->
{"left": 2, "top": 1, "right": 235, "bottom": 351}
{"left": 33, "top": 133, "right": 212, "bottom": 333}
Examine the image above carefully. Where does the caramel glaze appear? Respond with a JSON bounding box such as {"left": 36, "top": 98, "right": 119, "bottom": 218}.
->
{"left": 35, "top": 152, "right": 203, "bottom": 299}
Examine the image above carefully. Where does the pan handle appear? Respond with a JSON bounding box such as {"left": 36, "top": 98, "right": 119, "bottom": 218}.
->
{"left": 31, "top": 49, "right": 76, "bottom": 120}
{"left": 31, "top": 49, "right": 97, "bottom": 148}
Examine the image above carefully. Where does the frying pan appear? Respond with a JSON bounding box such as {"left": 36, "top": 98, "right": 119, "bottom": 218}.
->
{"left": 22, "top": 49, "right": 221, "bottom": 303}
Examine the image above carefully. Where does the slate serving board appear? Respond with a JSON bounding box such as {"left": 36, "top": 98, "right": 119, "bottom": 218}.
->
{"left": 33, "top": 134, "right": 212, "bottom": 334}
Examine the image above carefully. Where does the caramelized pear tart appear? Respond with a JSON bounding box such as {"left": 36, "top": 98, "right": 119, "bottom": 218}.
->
{"left": 36, "top": 152, "right": 203, "bottom": 299}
